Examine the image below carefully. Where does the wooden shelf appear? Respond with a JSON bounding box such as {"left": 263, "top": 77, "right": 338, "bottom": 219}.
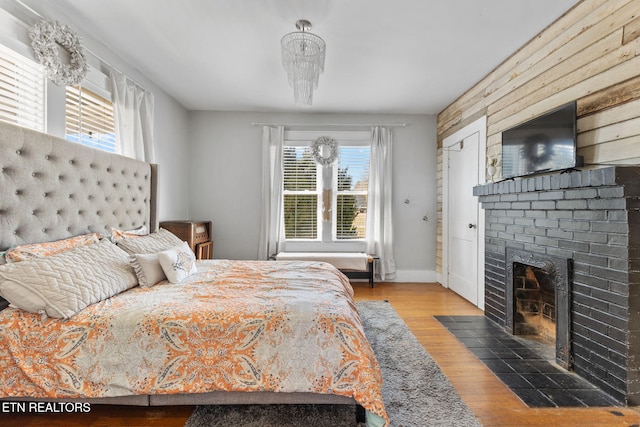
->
{"left": 159, "top": 220, "right": 213, "bottom": 260}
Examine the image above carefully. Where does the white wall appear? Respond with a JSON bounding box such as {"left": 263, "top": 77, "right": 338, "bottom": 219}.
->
{"left": 188, "top": 112, "right": 437, "bottom": 282}
{"left": 0, "top": 3, "right": 439, "bottom": 281}
{"left": 0, "top": 0, "right": 191, "bottom": 222}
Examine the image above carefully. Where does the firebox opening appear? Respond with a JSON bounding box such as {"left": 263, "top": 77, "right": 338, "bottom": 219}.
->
{"left": 513, "top": 263, "right": 556, "bottom": 347}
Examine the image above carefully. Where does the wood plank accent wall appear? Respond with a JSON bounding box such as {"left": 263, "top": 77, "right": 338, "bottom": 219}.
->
{"left": 435, "top": 0, "right": 640, "bottom": 276}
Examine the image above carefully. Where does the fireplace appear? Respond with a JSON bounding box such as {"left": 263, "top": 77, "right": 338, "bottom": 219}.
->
{"left": 474, "top": 166, "right": 640, "bottom": 405}
{"left": 514, "top": 265, "right": 554, "bottom": 339}
{"left": 505, "top": 249, "right": 572, "bottom": 370}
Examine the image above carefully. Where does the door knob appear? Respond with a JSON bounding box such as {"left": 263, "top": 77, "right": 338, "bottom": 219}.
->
{"left": 468, "top": 223, "right": 476, "bottom": 229}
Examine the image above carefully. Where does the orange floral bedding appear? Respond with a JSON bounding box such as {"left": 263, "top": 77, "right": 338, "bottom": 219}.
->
{"left": 0, "top": 260, "right": 387, "bottom": 424}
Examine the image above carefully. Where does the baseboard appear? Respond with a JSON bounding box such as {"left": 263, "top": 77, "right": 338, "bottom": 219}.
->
{"left": 389, "top": 269, "right": 437, "bottom": 283}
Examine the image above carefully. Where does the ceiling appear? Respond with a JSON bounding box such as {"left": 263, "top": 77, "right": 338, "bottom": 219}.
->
{"left": 36, "top": 0, "right": 578, "bottom": 114}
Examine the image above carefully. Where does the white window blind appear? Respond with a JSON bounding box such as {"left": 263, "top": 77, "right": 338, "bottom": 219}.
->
{"left": 0, "top": 43, "right": 46, "bottom": 131}
{"left": 283, "top": 146, "right": 320, "bottom": 239}
{"left": 65, "top": 85, "right": 116, "bottom": 152}
{"left": 335, "top": 146, "right": 370, "bottom": 239}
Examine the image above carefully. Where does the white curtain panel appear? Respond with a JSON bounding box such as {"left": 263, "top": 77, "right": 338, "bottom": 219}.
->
{"left": 366, "top": 126, "right": 397, "bottom": 280}
{"left": 110, "top": 70, "right": 155, "bottom": 162}
{"left": 258, "top": 126, "right": 285, "bottom": 260}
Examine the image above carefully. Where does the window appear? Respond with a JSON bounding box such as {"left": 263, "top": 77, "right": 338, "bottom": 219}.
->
{"left": 335, "top": 146, "right": 370, "bottom": 239}
{"left": 0, "top": 43, "right": 46, "bottom": 131}
{"left": 283, "top": 131, "right": 371, "bottom": 248}
{"left": 283, "top": 146, "right": 320, "bottom": 239}
{"left": 65, "top": 85, "right": 116, "bottom": 152}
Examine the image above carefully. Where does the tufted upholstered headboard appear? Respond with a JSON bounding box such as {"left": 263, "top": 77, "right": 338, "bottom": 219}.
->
{"left": 0, "top": 120, "right": 157, "bottom": 250}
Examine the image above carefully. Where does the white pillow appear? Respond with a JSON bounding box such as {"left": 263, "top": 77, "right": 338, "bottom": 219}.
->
{"left": 116, "top": 228, "right": 183, "bottom": 255}
{"left": 0, "top": 240, "right": 137, "bottom": 319}
{"left": 158, "top": 241, "right": 197, "bottom": 284}
{"left": 110, "top": 225, "right": 149, "bottom": 242}
{"left": 131, "top": 253, "right": 167, "bottom": 288}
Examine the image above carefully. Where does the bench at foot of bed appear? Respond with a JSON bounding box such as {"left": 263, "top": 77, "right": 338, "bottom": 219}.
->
{"left": 274, "top": 252, "right": 376, "bottom": 288}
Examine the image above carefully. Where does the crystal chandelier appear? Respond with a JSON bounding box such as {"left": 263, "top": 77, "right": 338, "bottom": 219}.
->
{"left": 281, "top": 19, "right": 326, "bottom": 106}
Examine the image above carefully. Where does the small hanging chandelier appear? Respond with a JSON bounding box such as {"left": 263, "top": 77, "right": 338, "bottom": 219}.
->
{"left": 281, "top": 19, "right": 326, "bottom": 106}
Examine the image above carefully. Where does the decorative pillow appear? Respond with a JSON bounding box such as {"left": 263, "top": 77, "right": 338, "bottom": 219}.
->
{"left": 0, "top": 240, "right": 137, "bottom": 319}
{"left": 131, "top": 253, "right": 166, "bottom": 288}
{"left": 110, "top": 225, "right": 148, "bottom": 242}
{"left": 158, "top": 241, "right": 197, "bottom": 284}
{"left": 5, "top": 233, "right": 102, "bottom": 263}
{"left": 116, "top": 228, "right": 183, "bottom": 255}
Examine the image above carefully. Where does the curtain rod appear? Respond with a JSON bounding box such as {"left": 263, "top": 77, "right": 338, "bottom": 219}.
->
{"left": 252, "top": 122, "right": 408, "bottom": 127}
{"left": 15, "top": 0, "right": 147, "bottom": 92}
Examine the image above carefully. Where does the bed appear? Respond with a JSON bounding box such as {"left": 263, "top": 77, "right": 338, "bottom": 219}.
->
{"left": 0, "top": 121, "right": 387, "bottom": 426}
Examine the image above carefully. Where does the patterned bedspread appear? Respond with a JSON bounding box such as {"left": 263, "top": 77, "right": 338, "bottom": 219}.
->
{"left": 0, "top": 260, "right": 387, "bottom": 424}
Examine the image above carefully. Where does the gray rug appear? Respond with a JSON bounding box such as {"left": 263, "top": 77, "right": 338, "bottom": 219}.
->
{"left": 185, "top": 300, "right": 480, "bottom": 426}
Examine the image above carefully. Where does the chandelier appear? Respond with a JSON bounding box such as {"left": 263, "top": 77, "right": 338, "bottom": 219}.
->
{"left": 281, "top": 19, "right": 326, "bottom": 106}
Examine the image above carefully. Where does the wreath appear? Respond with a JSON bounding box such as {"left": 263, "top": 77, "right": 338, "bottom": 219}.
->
{"left": 311, "top": 136, "right": 338, "bottom": 166}
{"left": 30, "top": 20, "right": 88, "bottom": 86}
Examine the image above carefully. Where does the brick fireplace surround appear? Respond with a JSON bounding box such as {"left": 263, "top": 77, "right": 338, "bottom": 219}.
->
{"left": 473, "top": 166, "right": 640, "bottom": 404}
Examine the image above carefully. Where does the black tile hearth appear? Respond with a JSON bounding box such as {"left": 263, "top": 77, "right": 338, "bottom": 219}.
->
{"left": 435, "top": 315, "right": 619, "bottom": 408}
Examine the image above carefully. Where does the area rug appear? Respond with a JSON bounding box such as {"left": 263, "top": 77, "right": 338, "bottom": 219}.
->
{"left": 185, "top": 300, "right": 480, "bottom": 426}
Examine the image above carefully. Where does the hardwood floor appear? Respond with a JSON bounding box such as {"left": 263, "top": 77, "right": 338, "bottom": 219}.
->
{"left": 2, "top": 282, "right": 639, "bottom": 426}
{"left": 354, "top": 282, "right": 640, "bottom": 427}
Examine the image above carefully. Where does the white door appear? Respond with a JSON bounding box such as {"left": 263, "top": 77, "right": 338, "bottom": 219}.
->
{"left": 442, "top": 116, "right": 486, "bottom": 309}
{"left": 447, "top": 133, "right": 480, "bottom": 305}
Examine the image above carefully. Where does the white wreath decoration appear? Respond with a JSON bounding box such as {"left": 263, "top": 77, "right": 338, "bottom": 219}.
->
{"left": 30, "top": 20, "right": 88, "bottom": 86}
{"left": 311, "top": 136, "right": 338, "bottom": 166}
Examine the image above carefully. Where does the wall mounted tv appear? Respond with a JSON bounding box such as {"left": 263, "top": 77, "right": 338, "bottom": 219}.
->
{"left": 501, "top": 101, "right": 577, "bottom": 179}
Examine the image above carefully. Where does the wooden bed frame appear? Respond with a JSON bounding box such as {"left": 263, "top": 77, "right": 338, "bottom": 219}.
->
{"left": 0, "top": 121, "right": 360, "bottom": 413}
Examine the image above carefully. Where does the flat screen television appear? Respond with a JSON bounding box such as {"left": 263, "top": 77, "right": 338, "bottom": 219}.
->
{"left": 501, "top": 102, "right": 577, "bottom": 179}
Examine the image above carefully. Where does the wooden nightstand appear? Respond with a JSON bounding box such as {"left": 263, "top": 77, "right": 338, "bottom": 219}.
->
{"left": 159, "top": 220, "right": 213, "bottom": 260}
